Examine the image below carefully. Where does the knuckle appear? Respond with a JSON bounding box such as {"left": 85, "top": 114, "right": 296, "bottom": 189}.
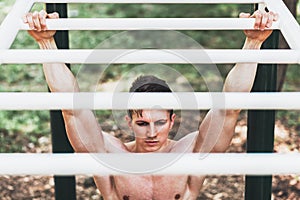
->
{"left": 39, "top": 10, "right": 46, "bottom": 16}
{"left": 256, "top": 13, "right": 262, "bottom": 18}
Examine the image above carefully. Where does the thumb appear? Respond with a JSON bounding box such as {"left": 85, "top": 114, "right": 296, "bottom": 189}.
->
{"left": 239, "top": 12, "right": 251, "bottom": 18}
{"left": 47, "top": 12, "right": 59, "bottom": 19}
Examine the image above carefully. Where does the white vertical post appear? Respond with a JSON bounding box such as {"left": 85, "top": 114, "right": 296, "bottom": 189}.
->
{"left": 265, "top": 0, "right": 300, "bottom": 50}
{"left": 0, "top": 0, "right": 34, "bottom": 49}
{"left": 258, "top": 2, "right": 267, "bottom": 12}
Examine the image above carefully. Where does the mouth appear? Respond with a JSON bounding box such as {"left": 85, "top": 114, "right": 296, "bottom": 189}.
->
{"left": 145, "top": 140, "right": 159, "bottom": 146}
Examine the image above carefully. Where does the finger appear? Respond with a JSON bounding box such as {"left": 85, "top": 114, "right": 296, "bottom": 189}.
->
{"left": 39, "top": 10, "right": 47, "bottom": 30}
{"left": 265, "top": 12, "right": 274, "bottom": 28}
{"left": 47, "top": 12, "right": 59, "bottom": 19}
{"left": 32, "top": 11, "right": 42, "bottom": 31}
{"left": 270, "top": 11, "right": 279, "bottom": 22}
{"left": 239, "top": 12, "right": 251, "bottom": 18}
{"left": 22, "top": 15, "right": 28, "bottom": 23}
{"left": 273, "top": 13, "right": 279, "bottom": 21}
{"left": 26, "top": 13, "right": 35, "bottom": 30}
{"left": 259, "top": 12, "right": 269, "bottom": 30}
{"left": 252, "top": 10, "right": 262, "bottom": 29}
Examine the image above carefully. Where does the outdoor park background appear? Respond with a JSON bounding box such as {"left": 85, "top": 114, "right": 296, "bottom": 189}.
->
{"left": 0, "top": 0, "right": 300, "bottom": 199}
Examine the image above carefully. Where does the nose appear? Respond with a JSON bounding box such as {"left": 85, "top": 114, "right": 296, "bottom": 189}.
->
{"left": 146, "top": 123, "right": 157, "bottom": 138}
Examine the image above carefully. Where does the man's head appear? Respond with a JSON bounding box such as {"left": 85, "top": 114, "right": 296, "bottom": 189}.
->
{"left": 129, "top": 75, "right": 172, "bottom": 93}
{"left": 128, "top": 75, "right": 174, "bottom": 119}
{"left": 126, "top": 75, "right": 176, "bottom": 152}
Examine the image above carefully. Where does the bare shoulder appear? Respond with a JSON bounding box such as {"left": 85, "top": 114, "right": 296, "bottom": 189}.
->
{"left": 170, "top": 131, "right": 199, "bottom": 153}
{"left": 124, "top": 141, "right": 135, "bottom": 152}
{"left": 102, "top": 131, "right": 129, "bottom": 153}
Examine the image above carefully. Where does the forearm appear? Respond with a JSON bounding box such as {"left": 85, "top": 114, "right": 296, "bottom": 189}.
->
{"left": 223, "top": 38, "right": 263, "bottom": 93}
{"left": 38, "top": 38, "right": 79, "bottom": 92}
{"left": 196, "top": 38, "right": 264, "bottom": 153}
{"left": 194, "top": 11, "right": 277, "bottom": 153}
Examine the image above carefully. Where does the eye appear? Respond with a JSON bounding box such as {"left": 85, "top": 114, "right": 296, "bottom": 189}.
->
{"left": 154, "top": 120, "right": 167, "bottom": 126}
{"left": 136, "top": 121, "right": 149, "bottom": 126}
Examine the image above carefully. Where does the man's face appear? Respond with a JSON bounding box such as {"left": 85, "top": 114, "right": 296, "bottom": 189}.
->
{"left": 126, "top": 110, "right": 175, "bottom": 153}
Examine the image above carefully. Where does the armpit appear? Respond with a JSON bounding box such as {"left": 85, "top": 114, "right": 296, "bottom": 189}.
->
{"left": 102, "top": 131, "right": 129, "bottom": 153}
{"left": 170, "top": 131, "right": 199, "bottom": 153}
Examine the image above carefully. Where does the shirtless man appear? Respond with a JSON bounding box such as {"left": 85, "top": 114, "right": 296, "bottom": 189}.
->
{"left": 24, "top": 9, "right": 278, "bottom": 200}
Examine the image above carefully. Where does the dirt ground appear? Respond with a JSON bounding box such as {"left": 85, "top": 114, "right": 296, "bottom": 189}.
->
{"left": 0, "top": 118, "right": 299, "bottom": 200}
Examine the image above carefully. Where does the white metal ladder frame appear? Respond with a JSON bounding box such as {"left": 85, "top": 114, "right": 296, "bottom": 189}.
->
{"left": 0, "top": 0, "right": 299, "bottom": 110}
{"left": 0, "top": 0, "right": 299, "bottom": 176}
{"left": 0, "top": 0, "right": 299, "bottom": 64}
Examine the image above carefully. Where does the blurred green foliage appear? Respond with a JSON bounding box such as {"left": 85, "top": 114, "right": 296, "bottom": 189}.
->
{"left": 277, "top": 64, "right": 300, "bottom": 130}
{"left": 0, "top": 2, "right": 299, "bottom": 152}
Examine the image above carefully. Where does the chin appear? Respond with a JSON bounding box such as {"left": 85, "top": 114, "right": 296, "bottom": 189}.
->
{"left": 143, "top": 146, "right": 162, "bottom": 153}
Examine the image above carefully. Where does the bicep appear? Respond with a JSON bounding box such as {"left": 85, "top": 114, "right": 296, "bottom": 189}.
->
{"left": 194, "top": 109, "right": 240, "bottom": 153}
{"left": 62, "top": 109, "right": 128, "bottom": 153}
{"left": 62, "top": 109, "right": 105, "bottom": 152}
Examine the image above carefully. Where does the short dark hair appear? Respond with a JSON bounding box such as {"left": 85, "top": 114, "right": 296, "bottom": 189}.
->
{"left": 128, "top": 75, "right": 173, "bottom": 119}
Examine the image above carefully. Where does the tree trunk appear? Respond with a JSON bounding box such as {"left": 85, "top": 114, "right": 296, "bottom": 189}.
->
{"left": 277, "top": 0, "right": 298, "bottom": 91}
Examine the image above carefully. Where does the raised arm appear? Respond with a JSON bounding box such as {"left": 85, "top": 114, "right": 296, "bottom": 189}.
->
{"left": 194, "top": 10, "right": 278, "bottom": 153}
{"left": 24, "top": 11, "right": 126, "bottom": 153}
{"left": 24, "top": 11, "right": 79, "bottom": 93}
{"left": 223, "top": 11, "right": 277, "bottom": 93}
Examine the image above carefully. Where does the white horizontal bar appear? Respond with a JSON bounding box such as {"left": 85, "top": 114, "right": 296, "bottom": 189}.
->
{"left": 265, "top": 0, "right": 300, "bottom": 50}
{"left": 19, "top": 18, "right": 280, "bottom": 30}
{"left": 0, "top": 153, "right": 299, "bottom": 175}
{"left": 0, "top": 92, "right": 299, "bottom": 110}
{"left": 33, "top": 0, "right": 264, "bottom": 4}
{"left": 1, "top": 49, "right": 299, "bottom": 64}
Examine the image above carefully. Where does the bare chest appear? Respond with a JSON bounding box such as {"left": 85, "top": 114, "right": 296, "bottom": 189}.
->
{"left": 113, "top": 175, "right": 190, "bottom": 200}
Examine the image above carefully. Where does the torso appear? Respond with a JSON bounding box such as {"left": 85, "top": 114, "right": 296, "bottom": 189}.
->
{"left": 95, "top": 132, "right": 204, "bottom": 200}
{"left": 94, "top": 170, "right": 205, "bottom": 200}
